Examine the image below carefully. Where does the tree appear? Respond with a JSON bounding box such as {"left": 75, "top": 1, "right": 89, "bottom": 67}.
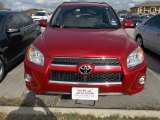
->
{"left": 117, "top": 10, "right": 130, "bottom": 15}
{"left": 0, "top": 2, "right": 4, "bottom": 10}
{"left": 24, "top": 8, "right": 40, "bottom": 16}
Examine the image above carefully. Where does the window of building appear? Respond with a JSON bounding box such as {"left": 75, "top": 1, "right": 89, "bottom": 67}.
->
{"left": 145, "top": 7, "right": 149, "bottom": 10}
{"left": 145, "top": 11, "right": 149, "bottom": 14}
{"left": 156, "top": 6, "right": 159, "bottom": 10}
{"left": 151, "top": 8, "right": 155, "bottom": 12}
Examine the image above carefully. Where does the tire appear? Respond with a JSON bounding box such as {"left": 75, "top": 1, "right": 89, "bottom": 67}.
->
{"left": 136, "top": 36, "right": 144, "bottom": 49}
{"left": 0, "top": 58, "right": 5, "bottom": 82}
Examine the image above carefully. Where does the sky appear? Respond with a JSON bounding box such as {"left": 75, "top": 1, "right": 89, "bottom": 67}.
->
{"left": 1, "top": 0, "right": 160, "bottom": 11}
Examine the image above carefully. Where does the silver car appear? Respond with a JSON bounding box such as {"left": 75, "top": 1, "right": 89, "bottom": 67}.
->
{"left": 134, "top": 14, "right": 160, "bottom": 55}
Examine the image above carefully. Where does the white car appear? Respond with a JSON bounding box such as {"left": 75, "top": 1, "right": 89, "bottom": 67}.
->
{"left": 32, "top": 11, "right": 52, "bottom": 23}
{"left": 119, "top": 15, "right": 126, "bottom": 23}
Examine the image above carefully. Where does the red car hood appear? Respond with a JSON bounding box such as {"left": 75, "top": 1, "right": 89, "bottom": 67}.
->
{"left": 34, "top": 27, "right": 137, "bottom": 59}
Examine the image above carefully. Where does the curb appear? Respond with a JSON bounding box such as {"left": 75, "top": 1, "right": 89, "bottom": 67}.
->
{"left": 0, "top": 106, "right": 160, "bottom": 118}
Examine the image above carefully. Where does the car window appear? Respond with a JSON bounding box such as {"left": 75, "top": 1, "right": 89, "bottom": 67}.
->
{"left": 0, "top": 15, "right": 4, "bottom": 22}
{"left": 6, "top": 14, "right": 22, "bottom": 29}
{"left": 18, "top": 14, "right": 34, "bottom": 27}
{"left": 35, "top": 12, "right": 46, "bottom": 16}
{"left": 51, "top": 6, "right": 119, "bottom": 28}
{"left": 121, "top": 15, "right": 126, "bottom": 18}
{"left": 127, "top": 15, "right": 141, "bottom": 20}
{"left": 145, "top": 15, "right": 160, "bottom": 28}
{"left": 0, "top": 15, "right": 5, "bottom": 30}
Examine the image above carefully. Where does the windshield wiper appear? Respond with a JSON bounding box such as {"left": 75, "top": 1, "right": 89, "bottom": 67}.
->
{"left": 62, "top": 26, "right": 103, "bottom": 29}
{"left": 75, "top": 26, "right": 118, "bottom": 29}
{"left": 52, "top": 25, "right": 74, "bottom": 28}
{"left": 52, "top": 25, "right": 61, "bottom": 28}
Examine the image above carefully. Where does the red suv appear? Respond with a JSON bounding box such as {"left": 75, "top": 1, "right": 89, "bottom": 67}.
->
{"left": 24, "top": 2, "right": 147, "bottom": 100}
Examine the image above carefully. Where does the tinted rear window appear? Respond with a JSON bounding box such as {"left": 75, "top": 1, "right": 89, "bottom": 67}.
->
{"left": 35, "top": 12, "right": 46, "bottom": 16}
{"left": 19, "top": 14, "right": 34, "bottom": 27}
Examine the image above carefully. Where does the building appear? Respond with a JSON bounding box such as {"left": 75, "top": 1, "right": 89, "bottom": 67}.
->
{"left": 130, "top": 1, "right": 160, "bottom": 14}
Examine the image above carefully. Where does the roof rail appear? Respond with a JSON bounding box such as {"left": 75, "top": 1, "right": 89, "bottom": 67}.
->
{"left": 100, "top": 2, "right": 108, "bottom": 4}
{"left": 62, "top": 2, "right": 108, "bottom": 4}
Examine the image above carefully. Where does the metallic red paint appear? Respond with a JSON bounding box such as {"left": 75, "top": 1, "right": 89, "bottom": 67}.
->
{"left": 123, "top": 20, "right": 135, "bottom": 28}
{"left": 25, "top": 56, "right": 146, "bottom": 95}
{"left": 34, "top": 28, "right": 138, "bottom": 58}
{"left": 24, "top": 27, "right": 147, "bottom": 95}
{"left": 24, "top": 2, "right": 147, "bottom": 96}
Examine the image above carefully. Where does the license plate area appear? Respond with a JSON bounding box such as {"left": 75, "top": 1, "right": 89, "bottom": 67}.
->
{"left": 72, "top": 87, "right": 98, "bottom": 100}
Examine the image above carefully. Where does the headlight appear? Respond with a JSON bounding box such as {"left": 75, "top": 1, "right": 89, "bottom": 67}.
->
{"left": 27, "top": 45, "right": 44, "bottom": 66}
{"left": 127, "top": 47, "right": 144, "bottom": 68}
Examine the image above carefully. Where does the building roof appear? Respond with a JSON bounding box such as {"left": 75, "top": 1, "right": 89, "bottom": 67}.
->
{"left": 131, "top": 1, "right": 160, "bottom": 8}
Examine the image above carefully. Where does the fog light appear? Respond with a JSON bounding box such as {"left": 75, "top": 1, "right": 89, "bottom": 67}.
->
{"left": 24, "top": 73, "right": 31, "bottom": 82}
{"left": 139, "top": 76, "right": 145, "bottom": 84}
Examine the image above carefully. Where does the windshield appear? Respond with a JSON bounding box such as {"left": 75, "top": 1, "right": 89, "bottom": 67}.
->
{"left": 51, "top": 6, "right": 120, "bottom": 29}
{"left": 34, "top": 12, "right": 46, "bottom": 16}
{"left": 121, "top": 15, "right": 126, "bottom": 18}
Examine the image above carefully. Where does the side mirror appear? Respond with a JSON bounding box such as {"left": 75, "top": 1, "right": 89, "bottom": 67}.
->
{"left": 39, "top": 19, "right": 47, "bottom": 27}
{"left": 123, "top": 20, "right": 134, "bottom": 29}
{"left": 6, "top": 28, "right": 19, "bottom": 33}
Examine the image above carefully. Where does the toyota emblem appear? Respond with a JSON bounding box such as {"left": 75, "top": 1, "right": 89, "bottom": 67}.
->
{"left": 79, "top": 65, "right": 92, "bottom": 75}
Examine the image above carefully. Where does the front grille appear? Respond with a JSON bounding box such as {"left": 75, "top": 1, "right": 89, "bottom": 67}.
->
{"left": 49, "top": 71, "right": 122, "bottom": 83}
{"left": 52, "top": 57, "right": 120, "bottom": 66}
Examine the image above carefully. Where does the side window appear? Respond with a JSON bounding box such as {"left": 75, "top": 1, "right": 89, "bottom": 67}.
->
{"left": 48, "top": 12, "right": 51, "bottom": 16}
{"left": 104, "top": 8, "right": 118, "bottom": 26}
{"left": 6, "top": 14, "right": 22, "bottom": 29}
{"left": 18, "top": 14, "right": 34, "bottom": 27}
{"left": 145, "top": 16, "right": 160, "bottom": 28}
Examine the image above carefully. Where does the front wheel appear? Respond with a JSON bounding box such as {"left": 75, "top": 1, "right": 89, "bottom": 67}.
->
{"left": 136, "top": 36, "right": 144, "bottom": 49}
{"left": 0, "top": 58, "right": 5, "bottom": 82}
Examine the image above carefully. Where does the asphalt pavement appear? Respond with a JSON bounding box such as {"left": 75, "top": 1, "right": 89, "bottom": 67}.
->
{"left": 0, "top": 29, "right": 160, "bottom": 110}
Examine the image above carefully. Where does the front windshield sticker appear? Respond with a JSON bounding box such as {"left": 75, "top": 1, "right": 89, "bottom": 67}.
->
{"left": 111, "top": 20, "right": 117, "bottom": 26}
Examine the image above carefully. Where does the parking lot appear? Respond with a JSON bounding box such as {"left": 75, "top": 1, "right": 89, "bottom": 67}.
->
{"left": 0, "top": 29, "right": 160, "bottom": 109}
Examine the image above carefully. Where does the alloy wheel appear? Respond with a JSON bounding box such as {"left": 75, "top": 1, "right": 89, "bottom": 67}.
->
{"left": 0, "top": 58, "right": 5, "bottom": 82}
{"left": 136, "top": 37, "right": 144, "bottom": 48}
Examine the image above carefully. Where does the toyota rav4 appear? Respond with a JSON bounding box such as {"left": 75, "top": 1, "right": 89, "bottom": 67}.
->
{"left": 24, "top": 2, "right": 147, "bottom": 100}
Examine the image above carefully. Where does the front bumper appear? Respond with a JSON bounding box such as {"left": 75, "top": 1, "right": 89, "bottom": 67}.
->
{"left": 24, "top": 57, "right": 147, "bottom": 95}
